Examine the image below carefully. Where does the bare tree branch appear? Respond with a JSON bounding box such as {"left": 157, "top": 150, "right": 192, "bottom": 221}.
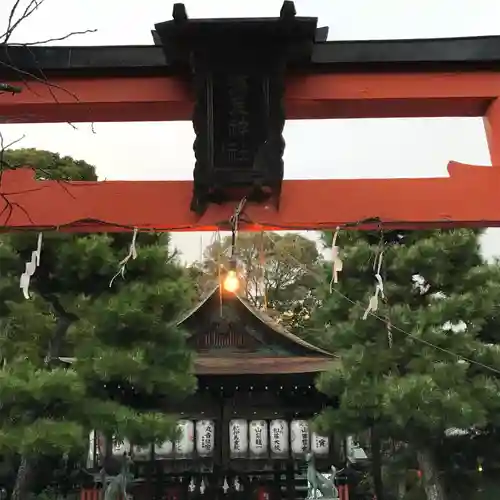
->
{"left": 13, "top": 28, "right": 97, "bottom": 46}
{"left": 0, "top": 0, "right": 98, "bottom": 136}
{"left": 0, "top": 1, "right": 113, "bottom": 265}
{"left": 2, "top": 0, "right": 26, "bottom": 43}
{"left": 1, "top": 0, "right": 47, "bottom": 44}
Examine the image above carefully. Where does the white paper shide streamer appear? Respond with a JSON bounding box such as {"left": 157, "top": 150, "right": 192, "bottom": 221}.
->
{"left": 329, "top": 227, "right": 343, "bottom": 291}
{"left": 188, "top": 478, "right": 196, "bottom": 493}
{"left": 363, "top": 251, "right": 385, "bottom": 320}
{"left": 109, "top": 228, "right": 138, "bottom": 287}
{"left": 20, "top": 233, "right": 43, "bottom": 299}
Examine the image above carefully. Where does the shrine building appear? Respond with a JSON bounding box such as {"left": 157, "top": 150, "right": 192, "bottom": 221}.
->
{"left": 83, "top": 286, "right": 343, "bottom": 500}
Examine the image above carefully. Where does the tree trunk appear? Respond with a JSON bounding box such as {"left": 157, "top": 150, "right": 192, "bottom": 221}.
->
{"left": 11, "top": 457, "right": 33, "bottom": 500}
{"left": 416, "top": 447, "right": 447, "bottom": 500}
{"left": 370, "top": 428, "right": 385, "bottom": 500}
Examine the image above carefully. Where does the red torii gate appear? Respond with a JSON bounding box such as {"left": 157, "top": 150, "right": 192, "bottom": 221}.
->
{"left": 1, "top": 3, "right": 500, "bottom": 232}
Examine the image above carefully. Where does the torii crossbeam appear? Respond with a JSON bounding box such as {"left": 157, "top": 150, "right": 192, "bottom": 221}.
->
{"left": 1, "top": 2, "right": 500, "bottom": 232}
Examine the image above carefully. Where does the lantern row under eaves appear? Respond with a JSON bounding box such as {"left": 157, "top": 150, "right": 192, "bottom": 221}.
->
{"left": 88, "top": 419, "right": 329, "bottom": 466}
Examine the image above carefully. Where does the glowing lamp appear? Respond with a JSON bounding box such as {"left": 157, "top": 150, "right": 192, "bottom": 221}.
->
{"left": 223, "top": 270, "right": 240, "bottom": 293}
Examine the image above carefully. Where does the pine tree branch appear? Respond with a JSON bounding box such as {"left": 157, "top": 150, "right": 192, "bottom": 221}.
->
{"left": 2, "top": 4, "right": 97, "bottom": 498}
{"left": 40, "top": 293, "right": 78, "bottom": 363}
{"left": 0, "top": 83, "right": 22, "bottom": 94}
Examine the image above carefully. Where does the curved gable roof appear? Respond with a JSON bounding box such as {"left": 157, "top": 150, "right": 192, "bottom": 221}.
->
{"left": 177, "top": 285, "right": 335, "bottom": 359}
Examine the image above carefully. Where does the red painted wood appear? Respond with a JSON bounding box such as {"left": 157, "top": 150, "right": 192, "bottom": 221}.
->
{"left": 0, "top": 163, "right": 499, "bottom": 231}
{"left": 1, "top": 70, "right": 499, "bottom": 230}
{"left": 0, "top": 72, "right": 498, "bottom": 124}
{"left": 484, "top": 98, "right": 500, "bottom": 165}
{"left": 338, "top": 485, "right": 350, "bottom": 500}
{"left": 80, "top": 489, "right": 99, "bottom": 500}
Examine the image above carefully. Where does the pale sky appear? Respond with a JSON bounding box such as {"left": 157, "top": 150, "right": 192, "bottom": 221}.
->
{"left": 1, "top": 0, "right": 500, "bottom": 263}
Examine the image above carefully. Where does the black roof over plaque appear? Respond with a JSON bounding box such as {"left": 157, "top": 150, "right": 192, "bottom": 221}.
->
{"left": 2, "top": 35, "right": 500, "bottom": 79}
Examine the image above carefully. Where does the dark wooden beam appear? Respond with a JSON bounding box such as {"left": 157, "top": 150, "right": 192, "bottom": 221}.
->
{"left": 3, "top": 35, "right": 500, "bottom": 79}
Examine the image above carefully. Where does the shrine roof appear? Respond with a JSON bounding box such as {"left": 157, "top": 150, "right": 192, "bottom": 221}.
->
{"left": 58, "top": 286, "right": 337, "bottom": 377}
{"left": 177, "top": 285, "right": 334, "bottom": 359}
{"left": 194, "top": 356, "right": 334, "bottom": 375}
{"left": 58, "top": 354, "right": 336, "bottom": 376}
{"left": 3, "top": 35, "right": 500, "bottom": 79}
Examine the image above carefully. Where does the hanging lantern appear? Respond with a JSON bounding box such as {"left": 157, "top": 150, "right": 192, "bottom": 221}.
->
{"left": 111, "top": 437, "right": 131, "bottom": 457}
{"left": 229, "top": 419, "right": 248, "bottom": 457}
{"left": 269, "top": 419, "right": 289, "bottom": 457}
{"left": 249, "top": 420, "right": 268, "bottom": 457}
{"left": 223, "top": 262, "right": 240, "bottom": 294}
{"left": 196, "top": 420, "right": 215, "bottom": 457}
{"left": 154, "top": 440, "right": 173, "bottom": 459}
{"left": 291, "top": 420, "right": 310, "bottom": 456}
{"left": 133, "top": 443, "right": 152, "bottom": 461}
{"left": 175, "top": 420, "right": 195, "bottom": 458}
{"left": 311, "top": 432, "right": 329, "bottom": 456}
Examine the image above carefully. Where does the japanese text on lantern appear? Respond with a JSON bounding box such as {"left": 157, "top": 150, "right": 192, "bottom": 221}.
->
{"left": 270, "top": 419, "right": 289, "bottom": 457}
{"left": 229, "top": 419, "right": 248, "bottom": 457}
{"left": 233, "top": 426, "right": 240, "bottom": 450}
{"left": 224, "top": 75, "right": 251, "bottom": 166}
{"left": 196, "top": 420, "right": 215, "bottom": 457}
{"left": 311, "top": 432, "right": 329, "bottom": 456}
{"left": 255, "top": 427, "right": 262, "bottom": 447}
{"left": 250, "top": 420, "right": 268, "bottom": 457}
{"left": 291, "top": 420, "right": 310, "bottom": 456}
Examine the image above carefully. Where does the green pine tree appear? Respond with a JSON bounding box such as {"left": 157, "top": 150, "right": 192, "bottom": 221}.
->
{"left": 312, "top": 229, "right": 500, "bottom": 500}
{"left": 0, "top": 150, "right": 197, "bottom": 500}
